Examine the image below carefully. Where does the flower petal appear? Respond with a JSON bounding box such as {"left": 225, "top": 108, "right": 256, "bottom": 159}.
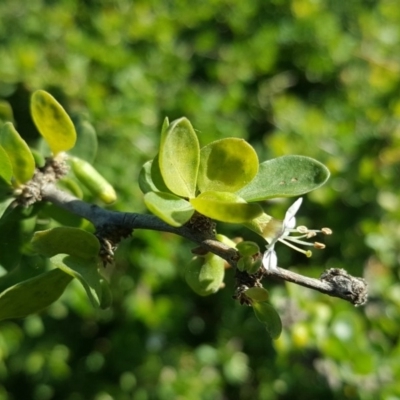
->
{"left": 262, "top": 248, "right": 278, "bottom": 271}
{"left": 283, "top": 197, "right": 303, "bottom": 229}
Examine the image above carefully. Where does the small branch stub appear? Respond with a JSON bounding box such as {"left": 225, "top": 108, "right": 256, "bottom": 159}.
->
{"left": 320, "top": 268, "right": 368, "bottom": 306}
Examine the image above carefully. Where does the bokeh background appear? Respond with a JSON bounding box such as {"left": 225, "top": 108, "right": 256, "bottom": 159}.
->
{"left": 1, "top": 0, "right": 400, "bottom": 399}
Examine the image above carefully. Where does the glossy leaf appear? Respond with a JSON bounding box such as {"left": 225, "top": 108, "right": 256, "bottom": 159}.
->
{"left": 0, "top": 146, "right": 13, "bottom": 185}
{"left": 31, "top": 227, "right": 100, "bottom": 260}
{"left": 246, "top": 258, "right": 262, "bottom": 274}
{"left": 70, "top": 157, "right": 117, "bottom": 204}
{"left": 253, "top": 301, "right": 282, "bottom": 339}
{"left": 30, "top": 148, "right": 46, "bottom": 168}
{"left": 0, "top": 100, "right": 14, "bottom": 123}
{"left": 185, "top": 253, "right": 225, "bottom": 296}
{"left": 0, "top": 197, "right": 14, "bottom": 220}
{"left": 138, "top": 160, "right": 157, "bottom": 194}
{"left": 237, "top": 256, "right": 253, "bottom": 272}
{"left": 246, "top": 287, "right": 270, "bottom": 302}
{"left": 0, "top": 122, "right": 35, "bottom": 185}
{"left": 138, "top": 156, "right": 171, "bottom": 195}
{"left": 31, "top": 90, "right": 77, "bottom": 155}
{"left": 197, "top": 138, "right": 259, "bottom": 193}
{"left": 50, "top": 254, "right": 105, "bottom": 308}
{"left": 237, "top": 155, "right": 330, "bottom": 201}
{"left": 236, "top": 241, "right": 260, "bottom": 256}
{"left": 69, "top": 120, "right": 98, "bottom": 163}
{"left": 144, "top": 191, "right": 194, "bottom": 227}
{"left": 159, "top": 117, "right": 200, "bottom": 198}
{"left": 0, "top": 268, "right": 73, "bottom": 321}
{"left": 190, "top": 191, "right": 263, "bottom": 223}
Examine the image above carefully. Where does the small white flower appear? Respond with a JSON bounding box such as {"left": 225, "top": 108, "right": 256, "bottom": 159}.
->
{"left": 262, "top": 198, "right": 331, "bottom": 272}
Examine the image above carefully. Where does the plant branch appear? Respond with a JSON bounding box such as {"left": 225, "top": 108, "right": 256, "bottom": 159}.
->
{"left": 41, "top": 182, "right": 367, "bottom": 306}
{"left": 263, "top": 267, "right": 368, "bottom": 306}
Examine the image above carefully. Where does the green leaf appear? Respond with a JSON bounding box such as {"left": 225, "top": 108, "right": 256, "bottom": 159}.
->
{"left": 50, "top": 254, "right": 105, "bottom": 308}
{"left": 245, "top": 287, "right": 270, "bottom": 302}
{"left": 70, "top": 157, "right": 117, "bottom": 204}
{"left": 0, "top": 100, "right": 14, "bottom": 123}
{"left": 40, "top": 203, "right": 84, "bottom": 228}
{"left": 0, "top": 268, "right": 73, "bottom": 321}
{"left": 237, "top": 155, "right": 330, "bottom": 201}
{"left": 144, "top": 191, "right": 194, "bottom": 227}
{"left": 253, "top": 301, "right": 282, "bottom": 339}
{"left": 30, "top": 90, "right": 77, "bottom": 155}
{"left": 190, "top": 191, "right": 263, "bottom": 223}
{"left": 236, "top": 241, "right": 260, "bottom": 256}
{"left": 185, "top": 253, "right": 225, "bottom": 296}
{"left": 0, "top": 146, "right": 13, "bottom": 185}
{"left": 138, "top": 156, "right": 172, "bottom": 195}
{"left": 138, "top": 160, "right": 156, "bottom": 194}
{"left": 0, "top": 122, "right": 35, "bottom": 185}
{"left": 197, "top": 138, "right": 259, "bottom": 193}
{"left": 69, "top": 120, "right": 98, "bottom": 163}
{"left": 159, "top": 117, "right": 200, "bottom": 198}
{"left": 0, "top": 197, "right": 14, "bottom": 220}
{"left": 243, "top": 212, "right": 274, "bottom": 237}
{"left": 31, "top": 227, "right": 100, "bottom": 260}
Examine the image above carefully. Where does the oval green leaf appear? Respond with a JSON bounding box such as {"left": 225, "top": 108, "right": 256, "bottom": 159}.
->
{"left": 197, "top": 138, "right": 259, "bottom": 193}
{"left": 236, "top": 241, "right": 260, "bottom": 256}
{"left": 31, "top": 227, "right": 100, "bottom": 260}
{"left": 144, "top": 191, "right": 194, "bottom": 227}
{"left": 70, "top": 157, "right": 117, "bottom": 204}
{"left": 31, "top": 90, "right": 77, "bottom": 155}
{"left": 0, "top": 268, "right": 73, "bottom": 321}
{"left": 0, "top": 198, "right": 14, "bottom": 220}
{"left": 0, "top": 122, "right": 35, "bottom": 185}
{"left": 159, "top": 117, "right": 200, "bottom": 198}
{"left": 0, "top": 145, "right": 13, "bottom": 185}
{"left": 253, "top": 301, "right": 283, "bottom": 339}
{"left": 190, "top": 191, "right": 263, "bottom": 223}
{"left": 138, "top": 160, "right": 157, "bottom": 194}
{"left": 138, "top": 156, "right": 172, "bottom": 195}
{"left": 246, "top": 287, "right": 270, "bottom": 302}
{"left": 185, "top": 253, "right": 225, "bottom": 296}
{"left": 0, "top": 100, "right": 14, "bottom": 123}
{"left": 237, "top": 155, "right": 330, "bottom": 201}
{"left": 50, "top": 254, "right": 104, "bottom": 308}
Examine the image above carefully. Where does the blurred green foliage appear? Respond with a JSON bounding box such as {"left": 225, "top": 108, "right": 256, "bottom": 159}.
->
{"left": 1, "top": 0, "right": 400, "bottom": 399}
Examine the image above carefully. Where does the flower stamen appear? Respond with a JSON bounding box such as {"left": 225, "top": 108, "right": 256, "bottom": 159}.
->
{"left": 262, "top": 197, "right": 332, "bottom": 272}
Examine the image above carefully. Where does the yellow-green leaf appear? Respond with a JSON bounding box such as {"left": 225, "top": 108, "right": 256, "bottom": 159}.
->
{"left": 0, "top": 122, "right": 35, "bottom": 185}
{"left": 144, "top": 191, "right": 194, "bottom": 227}
{"left": 253, "top": 301, "right": 282, "bottom": 339}
{"left": 185, "top": 253, "right": 225, "bottom": 296}
{"left": 0, "top": 145, "right": 13, "bottom": 185}
{"left": 159, "top": 117, "right": 200, "bottom": 198}
{"left": 190, "top": 191, "right": 263, "bottom": 223}
{"left": 198, "top": 138, "right": 259, "bottom": 193}
{"left": 31, "top": 90, "right": 77, "bottom": 155}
